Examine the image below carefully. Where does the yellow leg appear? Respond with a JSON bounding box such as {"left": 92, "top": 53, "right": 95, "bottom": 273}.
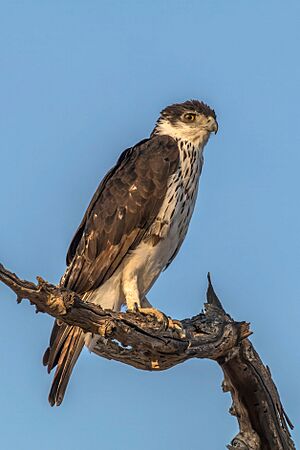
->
{"left": 123, "top": 276, "right": 182, "bottom": 331}
{"left": 138, "top": 306, "right": 182, "bottom": 331}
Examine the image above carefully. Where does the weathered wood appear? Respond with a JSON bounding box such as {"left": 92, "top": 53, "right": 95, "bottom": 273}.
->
{"left": 0, "top": 263, "right": 295, "bottom": 449}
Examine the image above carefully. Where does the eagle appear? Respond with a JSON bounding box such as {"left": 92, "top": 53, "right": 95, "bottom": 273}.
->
{"left": 43, "top": 99, "right": 218, "bottom": 406}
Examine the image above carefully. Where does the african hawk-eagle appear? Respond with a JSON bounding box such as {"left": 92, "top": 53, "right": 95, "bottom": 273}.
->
{"left": 43, "top": 99, "right": 218, "bottom": 406}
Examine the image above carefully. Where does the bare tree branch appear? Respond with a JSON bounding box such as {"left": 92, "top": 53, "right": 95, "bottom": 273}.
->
{"left": 0, "top": 263, "right": 295, "bottom": 449}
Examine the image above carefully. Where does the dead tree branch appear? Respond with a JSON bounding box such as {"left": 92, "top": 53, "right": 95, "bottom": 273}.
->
{"left": 0, "top": 263, "right": 295, "bottom": 449}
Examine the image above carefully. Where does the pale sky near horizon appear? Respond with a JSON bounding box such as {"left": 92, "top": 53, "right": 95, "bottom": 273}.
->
{"left": 0, "top": 1, "right": 299, "bottom": 449}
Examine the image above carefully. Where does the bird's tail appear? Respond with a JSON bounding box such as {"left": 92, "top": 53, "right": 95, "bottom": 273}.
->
{"left": 43, "top": 321, "right": 85, "bottom": 406}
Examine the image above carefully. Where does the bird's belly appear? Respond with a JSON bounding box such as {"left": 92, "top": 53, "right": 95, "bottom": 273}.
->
{"left": 125, "top": 234, "right": 179, "bottom": 294}
{"left": 89, "top": 200, "right": 196, "bottom": 311}
{"left": 125, "top": 190, "right": 198, "bottom": 296}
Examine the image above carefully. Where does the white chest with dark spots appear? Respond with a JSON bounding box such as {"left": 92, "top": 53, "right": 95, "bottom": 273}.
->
{"left": 148, "top": 139, "right": 203, "bottom": 251}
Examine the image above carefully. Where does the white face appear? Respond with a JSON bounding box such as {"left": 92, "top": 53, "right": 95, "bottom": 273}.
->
{"left": 155, "top": 111, "right": 218, "bottom": 148}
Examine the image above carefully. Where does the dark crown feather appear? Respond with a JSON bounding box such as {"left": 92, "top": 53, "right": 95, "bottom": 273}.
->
{"left": 160, "top": 99, "right": 216, "bottom": 122}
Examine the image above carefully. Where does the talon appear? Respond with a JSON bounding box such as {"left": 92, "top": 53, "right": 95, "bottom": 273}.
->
{"left": 136, "top": 308, "right": 183, "bottom": 332}
{"left": 167, "top": 318, "right": 183, "bottom": 331}
{"left": 132, "top": 302, "right": 139, "bottom": 312}
{"left": 126, "top": 302, "right": 140, "bottom": 312}
{"left": 137, "top": 307, "right": 167, "bottom": 323}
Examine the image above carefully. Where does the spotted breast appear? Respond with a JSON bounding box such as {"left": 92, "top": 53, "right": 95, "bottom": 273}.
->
{"left": 146, "top": 138, "right": 204, "bottom": 268}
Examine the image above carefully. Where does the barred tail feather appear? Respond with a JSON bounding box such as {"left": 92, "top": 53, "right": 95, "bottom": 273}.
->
{"left": 43, "top": 322, "right": 85, "bottom": 406}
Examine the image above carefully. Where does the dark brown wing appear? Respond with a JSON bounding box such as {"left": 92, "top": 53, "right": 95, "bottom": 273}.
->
{"left": 43, "top": 135, "right": 179, "bottom": 405}
{"left": 64, "top": 140, "right": 149, "bottom": 267}
{"left": 61, "top": 134, "right": 179, "bottom": 293}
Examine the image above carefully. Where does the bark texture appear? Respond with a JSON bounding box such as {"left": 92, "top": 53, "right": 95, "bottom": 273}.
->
{"left": 0, "top": 263, "right": 295, "bottom": 449}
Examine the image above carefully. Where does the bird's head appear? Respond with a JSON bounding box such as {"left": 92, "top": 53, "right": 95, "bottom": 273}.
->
{"left": 152, "top": 100, "right": 218, "bottom": 147}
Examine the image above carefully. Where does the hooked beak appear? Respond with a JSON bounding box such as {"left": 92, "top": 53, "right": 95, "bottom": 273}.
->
{"left": 207, "top": 117, "right": 218, "bottom": 134}
{"left": 213, "top": 120, "right": 218, "bottom": 134}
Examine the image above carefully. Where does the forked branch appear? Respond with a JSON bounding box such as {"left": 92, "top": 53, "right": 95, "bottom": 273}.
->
{"left": 0, "top": 263, "right": 295, "bottom": 449}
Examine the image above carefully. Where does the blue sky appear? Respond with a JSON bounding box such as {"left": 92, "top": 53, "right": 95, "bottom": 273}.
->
{"left": 0, "top": 1, "right": 299, "bottom": 448}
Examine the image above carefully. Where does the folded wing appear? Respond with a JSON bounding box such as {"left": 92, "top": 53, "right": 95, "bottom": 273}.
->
{"left": 61, "top": 135, "right": 179, "bottom": 293}
{"left": 43, "top": 135, "right": 179, "bottom": 405}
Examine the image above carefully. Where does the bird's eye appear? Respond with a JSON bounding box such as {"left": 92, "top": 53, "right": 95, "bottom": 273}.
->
{"left": 183, "top": 113, "right": 196, "bottom": 122}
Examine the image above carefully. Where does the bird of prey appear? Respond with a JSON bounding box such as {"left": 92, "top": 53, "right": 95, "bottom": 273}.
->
{"left": 43, "top": 99, "right": 218, "bottom": 406}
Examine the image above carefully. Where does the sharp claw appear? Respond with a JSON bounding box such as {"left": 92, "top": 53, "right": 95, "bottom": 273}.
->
{"left": 167, "top": 318, "right": 183, "bottom": 330}
{"left": 126, "top": 302, "right": 140, "bottom": 312}
{"left": 137, "top": 307, "right": 166, "bottom": 323}
{"left": 134, "top": 307, "right": 183, "bottom": 333}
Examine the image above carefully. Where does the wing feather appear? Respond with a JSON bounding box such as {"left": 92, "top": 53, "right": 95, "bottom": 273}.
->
{"left": 61, "top": 135, "right": 179, "bottom": 294}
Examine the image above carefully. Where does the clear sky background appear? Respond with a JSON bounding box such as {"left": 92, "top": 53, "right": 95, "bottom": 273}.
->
{"left": 0, "top": 1, "right": 299, "bottom": 449}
